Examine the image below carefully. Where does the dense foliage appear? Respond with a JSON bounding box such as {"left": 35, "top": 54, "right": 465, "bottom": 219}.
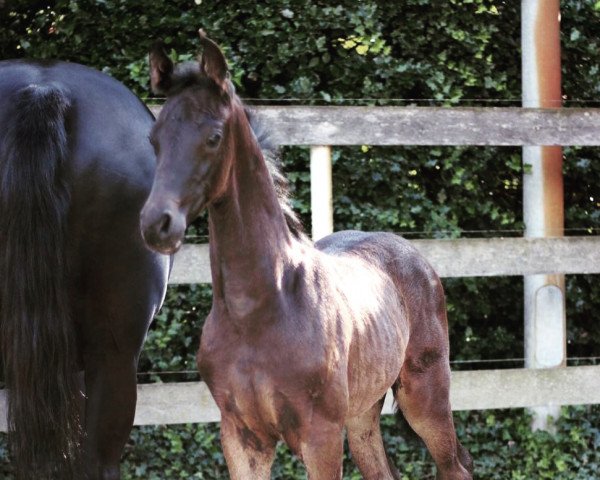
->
{"left": 5, "top": 405, "right": 600, "bottom": 479}
{"left": 122, "top": 405, "right": 600, "bottom": 479}
{"left": 1, "top": 0, "right": 600, "bottom": 478}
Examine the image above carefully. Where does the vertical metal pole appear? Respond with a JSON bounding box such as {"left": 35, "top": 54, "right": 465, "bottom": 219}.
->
{"left": 310, "top": 145, "right": 333, "bottom": 240}
{"left": 522, "top": 0, "right": 565, "bottom": 432}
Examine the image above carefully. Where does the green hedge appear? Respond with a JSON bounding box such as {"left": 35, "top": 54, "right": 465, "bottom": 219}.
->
{"left": 122, "top": 405, "right": 600, "bottom": 480}
{"left": 1, "top": 0, "right": 600, "bottom": 477}
{"left": 3, "top": 406, "right": 600, "bottom": 478}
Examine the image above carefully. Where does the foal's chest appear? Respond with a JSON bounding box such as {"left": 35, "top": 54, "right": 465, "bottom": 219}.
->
{"left": 202, "top": 350, "right": 296, "bottom": 432}
{"left": 198, "top": 320, "right": 336, "bottom": 437}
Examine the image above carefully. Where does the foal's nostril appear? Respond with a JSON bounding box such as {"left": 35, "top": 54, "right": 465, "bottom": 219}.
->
{"left": 141, "top": 205, "right": 185, "bottom": 253}
{"left": 159, "top": 212, "right": 172, "bottom": 237}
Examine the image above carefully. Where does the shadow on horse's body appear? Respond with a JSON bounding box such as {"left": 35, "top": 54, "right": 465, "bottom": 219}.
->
{"left": 141, "top": 32, "right": 473, "bottom": 480}
{"left": 0, "top": 60, "right": 170, "bottom": 479}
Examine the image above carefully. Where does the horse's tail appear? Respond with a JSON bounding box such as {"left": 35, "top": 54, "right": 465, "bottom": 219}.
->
{"left": 0, "top": 83, "right": 81, "bottom": 478}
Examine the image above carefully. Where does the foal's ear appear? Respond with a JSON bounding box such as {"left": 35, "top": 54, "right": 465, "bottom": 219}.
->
{"left": 198, "top": 29, "right": 228, "bottom": 92}
{"left": 149, "top": 41, "right": 174, "bottom": 95}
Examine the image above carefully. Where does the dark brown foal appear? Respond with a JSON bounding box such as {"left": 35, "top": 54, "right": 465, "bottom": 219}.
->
{"left": 140, "top": 31, "right": 473, "bottom": 480}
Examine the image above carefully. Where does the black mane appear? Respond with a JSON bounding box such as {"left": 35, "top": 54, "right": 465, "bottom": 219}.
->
{"left": 244, "top": 108, "right": 306, "bottom": 241}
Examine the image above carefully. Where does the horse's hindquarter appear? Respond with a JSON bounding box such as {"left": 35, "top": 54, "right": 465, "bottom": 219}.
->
{"left": 0, "top": 60, "right": 170, "bottom": 348}
{"left": 0, "top": 60, "right": 170, "bottom": 477}
{"left": 64, "top": 72, "right": 170, "bottom": 350}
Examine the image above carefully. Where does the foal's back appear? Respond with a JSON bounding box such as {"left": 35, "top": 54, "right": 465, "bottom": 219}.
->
{"left": 315, "top": 229, "right": 446, "bottom": 340}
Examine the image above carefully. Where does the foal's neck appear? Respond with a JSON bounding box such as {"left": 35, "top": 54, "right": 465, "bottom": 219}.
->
{"left": 208, "top": 105, "right": 295, "bottom": 322}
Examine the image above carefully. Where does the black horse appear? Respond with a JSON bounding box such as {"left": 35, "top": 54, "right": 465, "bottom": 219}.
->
{"left": 0, "top": 60, "right": 170, "bottom": 479}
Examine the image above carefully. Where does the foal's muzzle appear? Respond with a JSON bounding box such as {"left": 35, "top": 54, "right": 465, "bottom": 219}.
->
{"left": 140, "top": 202, "right": 187, "bottom": 255}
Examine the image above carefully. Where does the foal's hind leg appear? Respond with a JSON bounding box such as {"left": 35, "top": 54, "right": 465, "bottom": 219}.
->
{"left": 395, "top": 356, "right": 472, "bottom": 480}
{"left": 346, "top": 397, "right": 400, "bottom": 480}
{"left": 297, "top": 414, "right": 344, "bottom": 480}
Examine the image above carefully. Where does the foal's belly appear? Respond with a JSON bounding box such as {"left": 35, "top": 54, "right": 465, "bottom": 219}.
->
{"left": 331, "top": 262, "right": 409, "bottom": 418}
{"left": 346, "top": 319, "right": 406, "bottom": 418}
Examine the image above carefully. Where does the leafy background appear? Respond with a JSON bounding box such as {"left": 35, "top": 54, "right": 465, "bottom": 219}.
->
{"left": 1, "top": 0, "right": 600, "bottom": 478}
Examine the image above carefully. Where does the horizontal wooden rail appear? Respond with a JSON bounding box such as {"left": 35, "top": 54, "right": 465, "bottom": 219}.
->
{"left": 148, "top": 105, "right": 600, "bottom": 146}
{"left": 4, "top": 365, "right": 599, "bottom": 430}
{"left": 132, "top": 365, "right": 600, "bottom": 422}
{"left": 4, "top": 108, "right": 599, "bottom": 435}
{"left": 169, "top": 236, "right": 600, "bottom": 284}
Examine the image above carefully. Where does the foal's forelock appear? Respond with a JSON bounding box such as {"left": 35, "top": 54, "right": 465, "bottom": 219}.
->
{"left": 156, "top": 60, "right": 237, "bottom": 99}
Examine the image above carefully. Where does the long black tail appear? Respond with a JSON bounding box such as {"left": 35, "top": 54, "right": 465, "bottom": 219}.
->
{"left": 0, "top": 83, "right": 81, "bottom": 478}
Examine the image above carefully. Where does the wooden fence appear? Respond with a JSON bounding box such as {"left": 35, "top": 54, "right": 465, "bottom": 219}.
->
{"left": 2, "top": 105, "right": 600, "bottom": 432}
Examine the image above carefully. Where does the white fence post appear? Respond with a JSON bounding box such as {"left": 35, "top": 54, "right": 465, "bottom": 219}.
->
{"left": 310, "top": 145, "right": 333, "bottom": 240}
{"left": 521, "top": 0, "right": 565, "bottom": 432}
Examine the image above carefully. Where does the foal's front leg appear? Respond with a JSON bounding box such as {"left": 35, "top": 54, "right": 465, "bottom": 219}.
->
{"left": 220, "top": 415, "right": 276, "bottom": 479}
{"left": 299, "top": 416, "right": 345, "bottom": 480}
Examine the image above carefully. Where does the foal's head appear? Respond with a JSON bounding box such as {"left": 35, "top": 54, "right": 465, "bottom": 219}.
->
{"left": 140, "top": 31, "right": 244, "bottom": 254}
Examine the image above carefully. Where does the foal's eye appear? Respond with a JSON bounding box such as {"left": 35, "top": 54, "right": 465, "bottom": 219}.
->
{"left": 206, "top": 132, "right": 222, "bottom": 149}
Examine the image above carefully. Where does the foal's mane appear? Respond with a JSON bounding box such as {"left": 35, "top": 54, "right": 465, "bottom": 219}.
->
{"left": 243, "top": 108, "right": 306, "bottom": 240}
{"left": 158, "top": 61, "right": 306, "bottom": 240}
